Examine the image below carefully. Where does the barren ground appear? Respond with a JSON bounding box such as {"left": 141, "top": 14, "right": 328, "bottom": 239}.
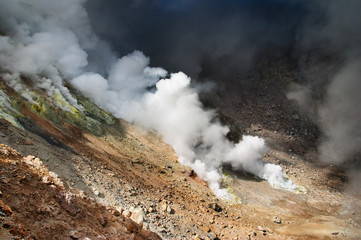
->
{"left": 1, "top": 106, "right": 360, "bottom": 240}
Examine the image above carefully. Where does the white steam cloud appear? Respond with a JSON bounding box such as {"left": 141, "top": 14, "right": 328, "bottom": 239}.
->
{"left": 72, "top": 51, "right": 167, "bottom": 115}
{"left": 0, "top": 0, "right": 297, "bottom": 198}
{"left": 75, "top": 54, "right": 298, "bottom": 197}
{"left": 0, "top": 0, "right": 94, "bottom": 109}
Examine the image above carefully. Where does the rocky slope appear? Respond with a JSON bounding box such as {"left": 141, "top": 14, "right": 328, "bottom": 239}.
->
{"left": 0, "top": 144, "right": 160, "bottom": 240}
{"left": 0, "top": 73, "right": 360, "bottom": 240}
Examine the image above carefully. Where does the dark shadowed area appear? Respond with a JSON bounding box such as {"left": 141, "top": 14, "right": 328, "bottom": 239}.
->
{"left": 85, "top": 0, "right": 309, "bottom": 79}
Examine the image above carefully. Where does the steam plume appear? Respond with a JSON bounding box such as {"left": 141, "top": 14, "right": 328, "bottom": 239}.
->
{"left": 289, "top": 0, "right": 361, "bottom": 168}
{"left": 124, "top": 71, "right": 297, "bottom": 196}
{"left": 318, "top": 60, "right": 361, "bottom": 165}
{"left": 74, "top": 54, "right": 298, "bottom": 197}
{"left": 285, "top": 0, "right": 361, "bottom": 195}
{"left": 0, "top": 0, "right": 92, "bottom": 109}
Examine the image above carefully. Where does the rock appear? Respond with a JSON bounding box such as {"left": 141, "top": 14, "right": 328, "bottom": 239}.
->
{"left": 158, "top": 227, "right": 167, "bottom": 233}
{"left": 69, "top": 230, "right": 79, "bottom": 239}
{"left": 130, "top": 207, "right": 144, "bottom": 225}
{"left": 0, "top": 202, "right": 13, "bottom": 216}
{"left": 143, "top": 223, "right": 150, "bottom": 231}
{"left": 122, "top": 209, "right": 131, "bottom": 218}
{"left": 187, "top": 170, "right": 196, "bottom": 177}
{"left": 24, "top": 140, "right": 34, "bottom": 145}
{"left": 331, "top": 232, "right": 339, "bottom": 235}
{"left": 207, "top": 232, "right": 220, "bottom": 240}
{"left": 166, "top": 206, "right": 175, "bottom": 214}
{"left": 160, "top": 203, "right": 168, "bottom": 212}
{"left": 1, "top": 178, "right": 9, "bottom": 184}
{"left": 115, "top": 207, "right": 123, "bottom": 216}
{"left": 208, "top": 203, "right": 222, "bottom": 212}
{"left": 126, "top": 222, "right": 137, "bottom": 233}
{"left": 192, "top": 235, "right": 201, "bottom": 240}
{"left": 274, "top": 216, "right": 282, "bottom": 224}
{"left": 112, "top": 209, "right": 121, "bottom": 216}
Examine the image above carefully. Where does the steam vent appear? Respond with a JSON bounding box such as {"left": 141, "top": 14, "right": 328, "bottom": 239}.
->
{"left": 0, "top": 0, "right": 360, "bottom": 239}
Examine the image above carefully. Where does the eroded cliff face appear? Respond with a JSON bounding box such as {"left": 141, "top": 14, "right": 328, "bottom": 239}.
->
{"left": 0, "top": 75, "right": 360, "bottom": 240}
